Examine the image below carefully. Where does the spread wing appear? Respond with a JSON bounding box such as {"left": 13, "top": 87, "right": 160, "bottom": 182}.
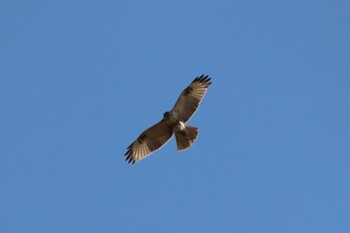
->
{"left": 171, "top": 75, "right": 212, "bottom": 123}
{"left": 125, "top": 119, "right": 174, "bottom": 164}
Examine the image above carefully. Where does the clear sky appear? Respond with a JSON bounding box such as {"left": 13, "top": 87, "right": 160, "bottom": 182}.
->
{"left": 1, "top": 0, "right": 349, "bottom": 232}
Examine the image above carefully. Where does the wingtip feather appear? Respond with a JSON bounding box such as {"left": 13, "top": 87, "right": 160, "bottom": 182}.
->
{"left": 192, "top": 74, "right": 212, "bottom": 87}
{"left": 192, "top": 74, "right": 211, "bottom": 85}
{"left": 124, "top": 145, "right": 137, "bottom": 164}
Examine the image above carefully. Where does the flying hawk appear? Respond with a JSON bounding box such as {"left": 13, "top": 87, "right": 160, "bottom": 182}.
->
{"left": 125, "top": 75, "right": 212, "bottom": 164}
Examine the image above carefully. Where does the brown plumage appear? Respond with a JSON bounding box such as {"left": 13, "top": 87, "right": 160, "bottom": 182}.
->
{"left": 172, "top": 75, "right": 212, "bottom": 123}
{"left": 125, "top": 75, "right": 212, "bottom": 164}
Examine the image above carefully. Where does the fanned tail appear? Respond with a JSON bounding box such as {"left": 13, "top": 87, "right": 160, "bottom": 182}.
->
{"left": 175, "top": 126, "right": 199, "bottom": 151}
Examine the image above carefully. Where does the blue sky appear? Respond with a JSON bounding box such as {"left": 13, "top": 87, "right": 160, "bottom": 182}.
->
{"left": 1, "top": 0, "right": 349, "bottom": 232}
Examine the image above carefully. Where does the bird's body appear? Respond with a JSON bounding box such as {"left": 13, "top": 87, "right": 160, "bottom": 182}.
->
{"left": 125, "top": 75, "right": 212, "bottom": 164}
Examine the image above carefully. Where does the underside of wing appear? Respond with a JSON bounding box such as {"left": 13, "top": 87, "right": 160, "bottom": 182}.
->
{"left": 125, "top": 119, "right": 174, "bottom": 164}
{"left": 171, "top": 75, "right": 212, "bottom": 123}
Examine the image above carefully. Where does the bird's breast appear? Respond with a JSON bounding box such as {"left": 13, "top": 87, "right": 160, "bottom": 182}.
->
{"left": 170, "top": 111, "right": 179, "bottom": 120}
{"left": 173, "top": 121, "right": 186, "bottom": 133}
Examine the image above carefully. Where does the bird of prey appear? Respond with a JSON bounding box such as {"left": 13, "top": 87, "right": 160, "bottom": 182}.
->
{"left": 125, "top": 75, "right": 212, "bottom": 164}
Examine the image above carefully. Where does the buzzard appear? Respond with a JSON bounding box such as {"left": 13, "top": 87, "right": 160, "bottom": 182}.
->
{"left": 125, "top": 75, "right": 212, "bottom": 164}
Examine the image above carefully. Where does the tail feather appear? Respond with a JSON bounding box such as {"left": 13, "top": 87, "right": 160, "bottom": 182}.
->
{"left": 175, "top": 126, "right": 199, "bottom": 151}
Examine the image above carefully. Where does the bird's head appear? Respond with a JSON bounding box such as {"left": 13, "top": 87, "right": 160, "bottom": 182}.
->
{"left": 163, "top": 111, "right": 172, "bottom": 119}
